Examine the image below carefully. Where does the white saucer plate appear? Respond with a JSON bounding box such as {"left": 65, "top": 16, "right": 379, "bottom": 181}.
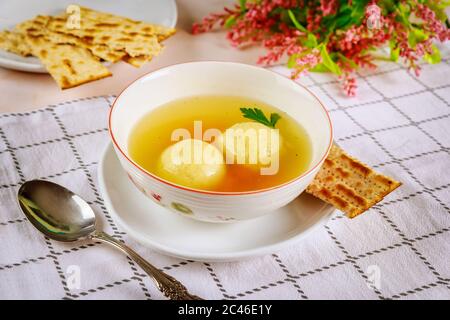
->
{"left": 98, "top": 143, "right": 335, "bottom": 262}
{"left": 0, "top": 0, "right": 177, "bottom": 73}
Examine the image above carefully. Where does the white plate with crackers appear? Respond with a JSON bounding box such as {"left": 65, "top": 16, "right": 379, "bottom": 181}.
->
{"left": 0, "top": 0, "right": 177, "bottom": 78}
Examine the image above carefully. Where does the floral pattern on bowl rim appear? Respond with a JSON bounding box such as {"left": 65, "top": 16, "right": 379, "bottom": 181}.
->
{"left": 127, "top": 173, "right": 164, "bottom": 205}
{"left": 171, "top": 202, "right": 194, "bottom": 215}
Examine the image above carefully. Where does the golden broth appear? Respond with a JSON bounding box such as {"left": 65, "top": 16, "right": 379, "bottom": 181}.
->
{"left": 128, "top": 95, "right": 312, "bottom": 192}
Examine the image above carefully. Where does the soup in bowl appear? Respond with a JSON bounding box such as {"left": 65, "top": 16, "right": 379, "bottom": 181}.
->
{"left": 109, "top": 61, "right": 333, "bottom": 223}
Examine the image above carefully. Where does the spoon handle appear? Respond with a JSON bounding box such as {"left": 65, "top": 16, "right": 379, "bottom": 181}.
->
{"left": 91, "top": 231, "right": 202, "bottom": 300}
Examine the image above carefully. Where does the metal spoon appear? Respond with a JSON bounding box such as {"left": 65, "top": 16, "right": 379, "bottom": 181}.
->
{"left": 17, "top": 180, "right": 202, "bottom": 300}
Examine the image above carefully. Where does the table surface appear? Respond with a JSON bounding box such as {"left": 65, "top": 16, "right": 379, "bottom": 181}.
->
{"left": 1, "top": 1, "right": 449, "bottom": 300}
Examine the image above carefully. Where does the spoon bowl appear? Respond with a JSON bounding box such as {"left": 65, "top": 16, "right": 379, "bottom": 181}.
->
{"left": 17, "top": 179, "right": 201, "bottom": 300}
{"left": 18, "top": 180, "right": 96, "bottom": 242}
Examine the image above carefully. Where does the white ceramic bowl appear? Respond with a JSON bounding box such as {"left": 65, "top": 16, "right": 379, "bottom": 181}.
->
{"left": 109, "top": 61, "right": 333, "bottom": 223}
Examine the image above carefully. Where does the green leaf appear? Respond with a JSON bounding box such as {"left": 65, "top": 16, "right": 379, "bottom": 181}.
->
{"left": 379, "top": 0, "right": 396, "bottom": 14}
{"left": 350, "top": 0, "right": 370, "bottom": 24}
{"left": 310, "top": 63, "right": 330, "bottom": 73}
{"left": 239, "top": 108, "right": 281, "bottom": 128}
{"left": 390, "top": 46, "right": 400, "bottom": 62}
{"left": 396, "top": 2, "right": 411, "bottom": 26}
{"left": 224, "top": 16, "right": 236, "bottom": 28}
{"left": 319, "top": 44, "right": 342, "bottom": 75}
{"left": 270, "top": 113, "right": 281, "bottom": 128}
{"left": 336, "top": 52, "right": 358, "bottom": 69}
{"left": 321, "top": 14, "right": 336, "bottom": 29}
{"left": 334, "top": 8, "right": 353, "bottom": 29}
{"left": 304, "top": 33, "right": 318, "bottom": 48}
{"left": 287, "top": 9, "right": 307, "bottom": 32}
{"left": 239, "top": 0, "right": 247, "bottom": 13}
{"left": 408, "top": 27, "right": 428, "bottom": 47}
{"left": 287, "top": 54, "right": 298, "bottom": 68}
{"left": 423, "top": 45, "right": 441, "bottom": 64}
{"left": 389, "top": 40, "right": 400, "bottom": 62}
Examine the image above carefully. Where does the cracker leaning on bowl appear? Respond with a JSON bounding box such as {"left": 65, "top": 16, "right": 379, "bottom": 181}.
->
{"left": 0, "top": 6, "right": 176, "bottom": 89}
{"left": 306, "top": 144, "right": 401, "bottom": 218}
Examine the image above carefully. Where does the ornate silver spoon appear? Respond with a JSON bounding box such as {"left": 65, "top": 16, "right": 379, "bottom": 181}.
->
{"left": 17, "top": 180, "right": 202, "bottom": 300}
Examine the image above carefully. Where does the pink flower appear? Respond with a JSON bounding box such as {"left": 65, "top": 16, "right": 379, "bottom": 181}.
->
{"left": 192, "top": 1, "right": 449, "bottom": 97}
{"left": 150, "top": 192, "right": 162, "bottom": 202}
{"left": 291, "top": 49, "right": 322, "bottom": 78}
{"left": 416, "top": 4, "right": 449, "bottom": 42}
{"left": 342, "top": 74, "right": 357, "bottom": 97}
{"left": 320, "top": 0, "right": 338, "bottom": 16}
{"left": 306, "top": 8, "right": 322, "bottom": 31}
{"left": 192, "top": 4, "right": 240, "bottom": 34}
{"left": 257, "top": 30, "right": 303, "bottom": 65}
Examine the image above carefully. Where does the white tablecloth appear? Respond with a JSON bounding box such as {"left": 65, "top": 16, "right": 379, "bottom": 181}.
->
{"left": 0, "top": 49, "right": 449, "bottom": 299}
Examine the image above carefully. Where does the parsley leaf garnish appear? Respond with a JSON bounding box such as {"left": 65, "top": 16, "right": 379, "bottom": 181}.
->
{"left": 240, "top": 107, "right": 281, "bottom": 128}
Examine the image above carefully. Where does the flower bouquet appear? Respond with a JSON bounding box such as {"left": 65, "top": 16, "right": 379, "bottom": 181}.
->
{"left": 192, "top": 0, "right": 449, "bottom": 96}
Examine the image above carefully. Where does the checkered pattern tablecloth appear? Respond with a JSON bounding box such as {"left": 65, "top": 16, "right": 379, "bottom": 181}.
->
{"left": 1, "top": 48, "right": 450, "bottom": 300}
